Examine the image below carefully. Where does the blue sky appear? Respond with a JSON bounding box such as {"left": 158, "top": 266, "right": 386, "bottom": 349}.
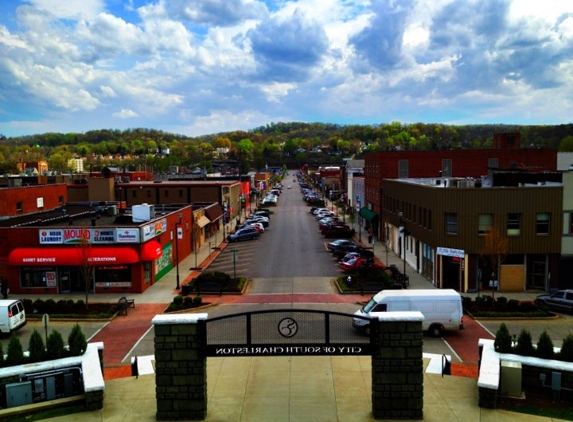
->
{"left": 1, "top": 0, "right": 573, "bottom": 138}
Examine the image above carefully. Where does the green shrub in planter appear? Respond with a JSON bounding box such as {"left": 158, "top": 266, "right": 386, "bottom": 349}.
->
{"left": 68, "top": 324, "right": 87, "bottom": 356}
{"left": 6, "top": 334, "right": 25, "bottom": 366}
{"left": 183, "top": 296, "right": 194, "bottom": 308}
{"left": 46, "top": 330, "right": 66, "bottom": 360}
{"left": 32, "top": 298, "right": 46, "bottom": 314}
{"left": 536, "top": 331, "right": 555, "bottom": 359}
{"left": 173, "top": 295, "right": 183, "bottom": 306}
{"left": 495, "top": 297, "right": 508, "bottom": 312}
{"left": 196, "top": 271, "right": 231, "bottom": 285}
{"left": 518, "top": 301, "right": 538, "bottom": 313}
{"left": 559, "top": 334, "right": 573, "bottom": 362}
{"left": 514, "top": 329, "right": 534, "bottom": 357}
{"left": 45, "top": 299, "right": 57, "bottom": 314}
{"left": 494, "top": 323, "right": 513, "bottom": 353}
{"left": 482, "top": 295, "right": 494, "bottom": 309}
{"left": 28, "top": 329, "right": 47, "bottom": 363}
{"left": 193, "top": 296, "right": 203, "bottom": 305}
{"left": 506, "top": 299, "right": 520, "bottom": 312}
{"left": 22, "top": 298, "right": 34, "bottom": 313}
{"left": 461, "top": 296, "right": 473, "bottom": 310}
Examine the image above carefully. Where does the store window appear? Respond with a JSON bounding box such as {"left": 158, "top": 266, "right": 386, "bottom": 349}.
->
{"left": 94, "top": 265, "right": 132, "bottom": 288}
{"left": 478, "top": 214, "right": 493, "bottom": 235}
{"left": 536, "top": 213, "right": 550, "bottom": 235}
{"left": 507, "top": 213, "right": 521, "bottom": 236}
{"left": 445, "top": 213, "right": 457, "bottom": 235}
{"left": 21, "top": 267, "right": 55, "bottom": 288}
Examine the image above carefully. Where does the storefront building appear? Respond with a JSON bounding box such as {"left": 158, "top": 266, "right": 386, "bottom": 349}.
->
{"left": 1, "top": 203, "right": 193, "bottom": 295}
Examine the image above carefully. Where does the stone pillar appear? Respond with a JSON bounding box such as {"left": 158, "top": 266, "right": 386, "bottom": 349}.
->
{"left": 371, "top": 312, "right": 424, "bottom": 420}
{"left": 152, "top": 313, "right": 208, "bottom": 421}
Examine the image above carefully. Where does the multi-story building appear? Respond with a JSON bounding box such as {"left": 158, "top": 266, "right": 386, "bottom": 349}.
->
{"left": 380, "top": 173, "right": 563, "bottom": 293}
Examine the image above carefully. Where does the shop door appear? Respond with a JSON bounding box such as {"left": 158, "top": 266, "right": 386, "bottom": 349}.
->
{"left": 442, "top": 257, "right": 460, "bottom": 291}
{"left": 59, "top": 268, "right": 72, "bottom": 293}
{"left": 526, "top": 254, "right": 547, "bottom": 290}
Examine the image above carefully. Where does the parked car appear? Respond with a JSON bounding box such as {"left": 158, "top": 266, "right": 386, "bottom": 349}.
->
{"left": 247, "top": 223, "right": 265, "bottom": 233}
{"left": 331, "top": 244, "right": 374, "bottom": 260}
{"left": 339, "top": 257, "right": 384, "bottom": 273}
{"left": 245, "top": 216, "right": 269, "bottom": 228}
{"left": 339, "top": 252, "right": 361, "bottom": 263}
{"left": 327, "top": 239, "right": 357, "bottom": 252}
{"left": 228, "top": 227, "right": 260, "bottom": 242}
{"left": 535, "top": 290, "right": 573, "bottom": 313}
{"left": 253, "top": 210, "right": 271, "bottom": 219}
{"left": 322, "top": 225, "right": 355, "bottom": 238}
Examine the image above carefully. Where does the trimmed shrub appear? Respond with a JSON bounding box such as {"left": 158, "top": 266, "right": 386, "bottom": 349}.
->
{"left": 28, "top": 329, "right": 47, "bottom": 363}
{"left": 494, "top": 323, "right": 513, "bottom": 353}
{"left": 461, "top": 296, "right": 473, "bottom": 310}
{"left": 56, "top": 299, "right": 70, "bottom": 314}
{"left": 193, "top": 296, "right": 203, "bottom": 305}
{"left": 183, "top": 296, "right": 194, "bottom": 308}
{"left": 482, "top": 295, "right": 495, "bottom": 309}
{"left": 44, "top": 299, "right": 57, "bottom": 314}
{"left": 559, "top": 334, "right": 573, "bottom": 362}
{"left": 6, "top": 335, "right": 25, "bottom": 366}
{"left": 518, "top": 301, "right": 538, "bottom": 313}
{"left": 46, "top": 330, "right": 66, "bottom": 360}
{"left": 536, "top": 331, "right": 555, "bottom": 359}
{"left": 32, "top": 299, "right": 46, "bottom": 314}
{"left": 514, "top": 329, "right": 534, "bottom": 357}
{"left": 506, "top": 299, "right": 520, "bottom": 312}
{"left": 196, "top": 271, "right": 231, "bottom": 285}
{"left": 68, "top": 324, "right": 87, "bottom": 356}
{"left": 22, "top": 299, "right": 34, "bottom": 313}
{"left": 495, "top": 297, "right": 508, "bottom": 312}
{"left": 173, "top": 295, "right": 183, "bottom": 306}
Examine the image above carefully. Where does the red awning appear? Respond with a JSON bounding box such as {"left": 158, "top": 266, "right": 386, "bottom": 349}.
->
{"left": 8, "top": 247, "right": 140, "bottom": 266}
{"left": 141, "top": 240, "right": 163, "bottom": 261}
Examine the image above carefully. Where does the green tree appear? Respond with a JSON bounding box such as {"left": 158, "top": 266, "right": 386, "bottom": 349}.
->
{"left": 28, "top": 329, "right": 47, "bottom": 363}
{"left": 514, "top": 329, "right": 534, "bottom": 357}
{"left": 68, "top": 324, "right": 87, "bottom": 356}
{"left": 46, "top": 330, "right": 66, "bottom": 360}
{"left": 6, "top": 334, "right": 25, "bottom": 366}
{"left": 536, "top": 331, "right": 555, "bottom": 359}
{"left": 559, "top": 135, "right": 573, "bottom": 152}
{"left": 494, "top": 323, "right": 513, "bottom": 353}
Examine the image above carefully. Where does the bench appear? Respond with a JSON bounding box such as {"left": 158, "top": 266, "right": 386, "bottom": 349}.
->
{"left": 117, "top": 296, "right": 135, "bottom": 316}
{"left": 196, "top": 282, "right": 224, "bottom": 296}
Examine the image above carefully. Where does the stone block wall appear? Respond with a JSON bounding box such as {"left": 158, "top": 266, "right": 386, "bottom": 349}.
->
{"left": 372, "top": 314, "right": 424, "bottom": 420}
{"left": 153, "top": 314, "right": 208, "bottom": 421}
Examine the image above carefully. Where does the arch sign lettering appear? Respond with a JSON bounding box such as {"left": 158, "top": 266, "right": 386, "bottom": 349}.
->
{"left": 200, "top": 309, "right": 373, "bottom": 357}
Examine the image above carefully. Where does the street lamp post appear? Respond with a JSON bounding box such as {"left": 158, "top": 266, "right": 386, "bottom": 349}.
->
{"left": 356, "top": 198, "right": 362, "bottom": 243}
{"left": 398, "top": 211, "right": 407, "bottom": 283}
{"left": 175, "top": 213, "right": 183, "bottom": 290}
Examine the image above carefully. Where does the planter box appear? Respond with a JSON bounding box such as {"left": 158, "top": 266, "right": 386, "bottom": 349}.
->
{"left": 478, "top": 339, "right": 573, "bottom": 408}
{"left": 0, "top": 342, "right": 104, "bottom": 420}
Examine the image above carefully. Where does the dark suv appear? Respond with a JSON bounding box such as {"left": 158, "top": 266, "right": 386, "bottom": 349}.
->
{"left": 228, "top": 227, "right": 260, "bottom": 242}
{"left": 535, "top": 290, "right": 573, "bottom": 313}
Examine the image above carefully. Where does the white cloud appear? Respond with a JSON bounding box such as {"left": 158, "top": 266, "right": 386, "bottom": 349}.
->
{"left": 24, "top": 0, "right": 105, "bottom": 20}
{"left": 113, "top": 108, "right": 139, "bottom": 118}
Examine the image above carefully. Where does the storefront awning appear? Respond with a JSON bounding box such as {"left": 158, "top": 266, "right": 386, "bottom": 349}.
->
{"left": 359, "top": 207, "right": 379, "bottom": 223}
{"left": 204, "top": 203, "right": 223, "bottom": 222}
{"left": 195, "top": 215, "right": 210, "bottom": 228}
{"left": 8, "top": 247, "right": 140, "bottom": 266}
{"left": 141, "top": 240, "right": 163, "bottom": 261}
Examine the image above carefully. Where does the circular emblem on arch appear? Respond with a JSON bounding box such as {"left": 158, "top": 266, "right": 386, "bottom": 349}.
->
{"left": 278, "top": 317, "right": 298, "bottom": 338}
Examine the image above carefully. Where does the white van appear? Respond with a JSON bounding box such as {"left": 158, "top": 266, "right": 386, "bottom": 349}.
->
{"left": 353, "top": 289, "right": 463, "bottom": 337}
{"left": 0, "top": 299, "right": 27, "bottom": 335}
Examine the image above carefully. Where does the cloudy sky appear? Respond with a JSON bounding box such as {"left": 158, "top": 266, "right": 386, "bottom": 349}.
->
{"left": 1, "top": 0, "right": 572, "bottom": 138}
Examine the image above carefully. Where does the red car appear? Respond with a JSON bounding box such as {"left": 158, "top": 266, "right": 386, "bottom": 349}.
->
{"left": 339, "top": 257, "right": 385, "bottom": 273}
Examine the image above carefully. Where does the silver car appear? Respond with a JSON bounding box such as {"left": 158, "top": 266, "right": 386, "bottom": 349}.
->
{"left": 535, "top": 290, "right": 573, "bottom": 313}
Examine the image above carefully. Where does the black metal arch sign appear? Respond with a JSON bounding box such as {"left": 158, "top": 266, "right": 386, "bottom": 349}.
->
{"left": 200, "top": 309, "right": 373, "bottom": 357}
